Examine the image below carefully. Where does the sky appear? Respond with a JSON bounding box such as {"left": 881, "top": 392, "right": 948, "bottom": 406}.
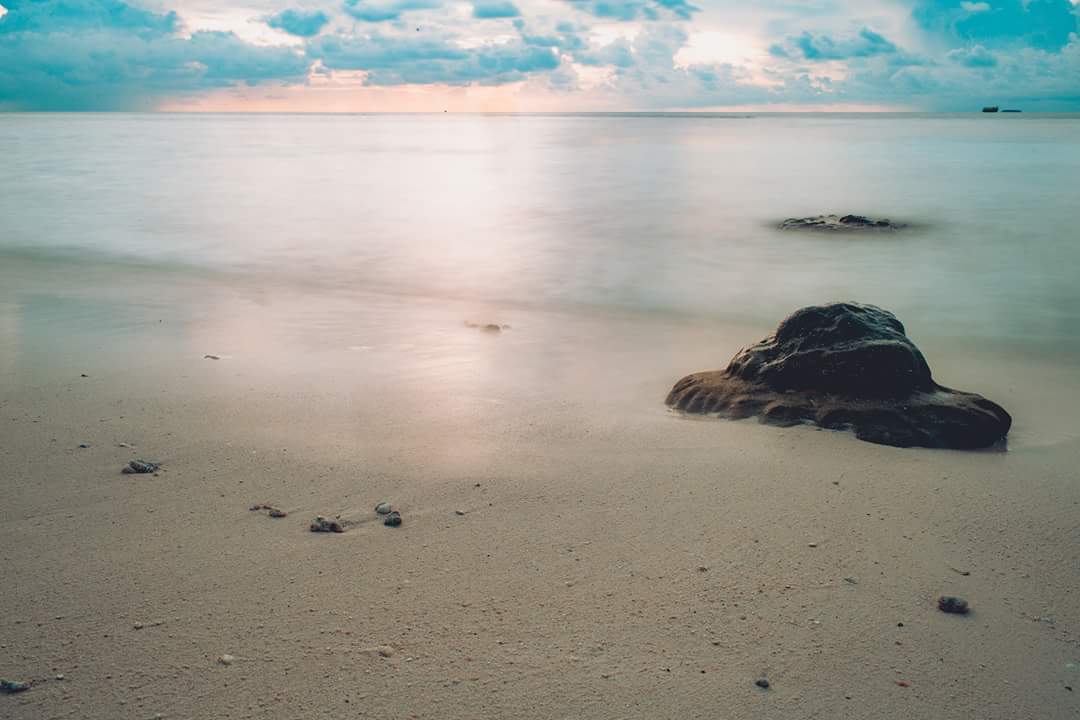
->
{"left": 0, "top": 0, "right": 1078, "bottom": 111}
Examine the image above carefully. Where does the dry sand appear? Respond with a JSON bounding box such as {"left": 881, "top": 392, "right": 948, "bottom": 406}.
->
{"left": 1, "top": 287, "right": 1079, "bottom": 719}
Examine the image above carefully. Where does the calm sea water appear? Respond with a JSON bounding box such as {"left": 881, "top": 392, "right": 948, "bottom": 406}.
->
{"left": 2, "top": 113, "right": 1079, "bottom": 448}
{"left": 2, "top": 112, "right": 1079, "bottom": 348}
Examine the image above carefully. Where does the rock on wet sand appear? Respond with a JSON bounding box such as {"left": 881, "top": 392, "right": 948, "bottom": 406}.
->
{"left": 665, "top": 302, "right": 1011, "bottom": 449}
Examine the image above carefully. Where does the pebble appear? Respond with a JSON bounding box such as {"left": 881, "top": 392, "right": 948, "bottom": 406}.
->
{"left": 843, "top": 577, "right": 858, "bottom": 584}
{"left": 134, "top": 622, "right": 144, "bottom": 630}
{"left": 937, "top": 596, "right": 970, "bottom": 615}
{"left": 268, "top": 508, "right": 288, "bottom": 518}
{"left": 122, "top": 460, "right": 160, "bottom": 475}
{"left": 455, "top": 510, "right": 467, "bottom": 516}
{"left": 203, "top": 354, "right": 221, "bottom": 360}
{"left": 807, "top": 542, "right": 818, "bottom": 548}
{"left": 55, "top": 674, "right": 65, "bottom": 681}
{"left": 375, "top": 502, "right": 392, "bottom": 515}
{"left": 78, "top": 443, "right": 90, "bottom": 449}
{"left": 383, "top": 511, "right": 402, "bottom": 527}
{"left": 375, "top": 646, "right": 394, "bottom": 658}
{"left": 217, "top": 654, "right": 235, "bottom": 666}
{"left": 310, "top": 516, "right": 345, "bottom": 533}
{"left": 1, "top": 679, "right": 30, "bottom": 693}
{"left": 755, "top": 678, "right": 770, "bottom": 689}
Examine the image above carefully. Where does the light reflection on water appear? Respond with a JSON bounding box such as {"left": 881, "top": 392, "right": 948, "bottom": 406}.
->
{"left": 2, "top": 113, "right": 1080, "bottom": 346}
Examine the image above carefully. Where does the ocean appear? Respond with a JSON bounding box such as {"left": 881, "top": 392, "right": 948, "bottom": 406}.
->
{"left": 2, "top": 113, "right": 1078, "bottom": 447}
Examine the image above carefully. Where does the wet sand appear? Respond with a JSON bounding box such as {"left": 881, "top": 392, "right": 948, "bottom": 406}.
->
{"left": 1, "top": 276, "right": 1079, "bottom": 719}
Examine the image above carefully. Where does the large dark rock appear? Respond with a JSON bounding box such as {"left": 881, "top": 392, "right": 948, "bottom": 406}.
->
{"left": 666, "top": 303, "right": 1011, "bottom": 449}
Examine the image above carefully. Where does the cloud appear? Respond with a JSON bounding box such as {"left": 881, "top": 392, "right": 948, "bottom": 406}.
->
{"left": 0, "top": 0, "right": 310, "bottom": 110}
{"left": 473, "top": 1, "right": 520, "bottom": 19}
{"left": 914, "top": 0, "right": 1079, "bottom": 52}
{"left": 2, "top": 0, "right": 1079, "bottom": 111}
{"left": 563, "top": 0, "right": 699, "bottom": 22}
{"left": 343, "top": 0, "right": 441, "bottom": 23}
{"left": 769, "top": 27, "right": 898, "bottom": 61}
{"left": 309, "top": 31, "right": 559, "bottom": 84}
{"left": 947, "top": 44, "right": 998, "bottom": 67}
{"left": 0, "top": 0, "right": 178, "bottom": 33}
{"left": 266, "top": 8, "right": 330, "bottom": 37}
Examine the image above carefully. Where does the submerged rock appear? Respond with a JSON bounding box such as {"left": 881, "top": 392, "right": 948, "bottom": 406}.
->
{"left": 780, "top": 214, "right": 906, "bottom": 232}
{"left": 665, "top": 303, "right": 1011, "bottom": 449}
{"left": 122, "top": 460, "right": 160, "bottom": 474}
{"left": 465, "top": 321, "right": 511, "bottom": 333}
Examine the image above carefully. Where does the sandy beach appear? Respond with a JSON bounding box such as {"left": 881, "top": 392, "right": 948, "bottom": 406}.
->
{"left": 2, "top": 265, "right": 1078, "bottom": 720}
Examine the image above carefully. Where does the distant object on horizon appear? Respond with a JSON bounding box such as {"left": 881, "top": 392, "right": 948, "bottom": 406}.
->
{"left": 1002, "top": 109, "right": 1022, "bottom": 113}
{"left": 982, "top": 106, "right": 999, "bottom": 113}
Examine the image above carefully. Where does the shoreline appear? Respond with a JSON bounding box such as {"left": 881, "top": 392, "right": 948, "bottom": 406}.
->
{"left": 2, "top": 283, "right": 1079, "bottom": 719}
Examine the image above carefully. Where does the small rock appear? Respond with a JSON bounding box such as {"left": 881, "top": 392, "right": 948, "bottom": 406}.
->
{"left": 697, "top": 566, "right": 709, "bottom": 572}
{"left": 937, "top": 596, "right": 970, "bottom": 615}
{"left": 268, "top": 508, "right": 288, "bottom": 518}
{"left": 310, "top": 516, "right": 345, "bottom": 533}
{"left": 808, "top": 542, "right": 818, "bottom": 548}
{"left": 133, "top": 622, "right": 144, "bottom": 630}
{"left": 118, "top": 442, "right": 133, "bottom": 448}
{"left": 55, "top": 674, "right": 64, "bottom": 681}
{"left": 755, "top": 678, "right": 770, "bottom": 689}
{"left": 80, "top": 373, "right": 89, "bottom": 378}
{"left": 375, "top": 646, "right": 394, "bottom": 658}
{"left": 204, "top": 354, "right": 221, "bottom": 360}
{"left": 896, "top": 680, "right": 911, "bottom": 687}
{"left": 465, "top": 322, "right": 504, "bottom": 333}
{"left": 122, "top": 460, "right": 160, "bottom": 474}
{"left": 374, "top": 502, "right": 392, "bottom": 515}
{"left": 779, "top": 214, "right": 907, "bottom": 232}
{"left": 843, "top": 577, "right": 858, "bottom": 585}
{"left": 383, "top": 511, "right": 402, "bottom": 528}
{"left": 217, "top": 654, "right": 235, "bottom": 666}
{"left": 78, "top": 443, "right": 90, "bottom": 449}
{"left": 0, "top": 679, "right": 30, "bottom": 693}
{"left": 455, "top": 510, "right": 466, "bottom": 516}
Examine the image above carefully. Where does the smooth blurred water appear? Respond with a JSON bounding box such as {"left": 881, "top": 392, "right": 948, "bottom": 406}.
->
{"left": 2, "top": 112, "right": 1079, "bottom": 349}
